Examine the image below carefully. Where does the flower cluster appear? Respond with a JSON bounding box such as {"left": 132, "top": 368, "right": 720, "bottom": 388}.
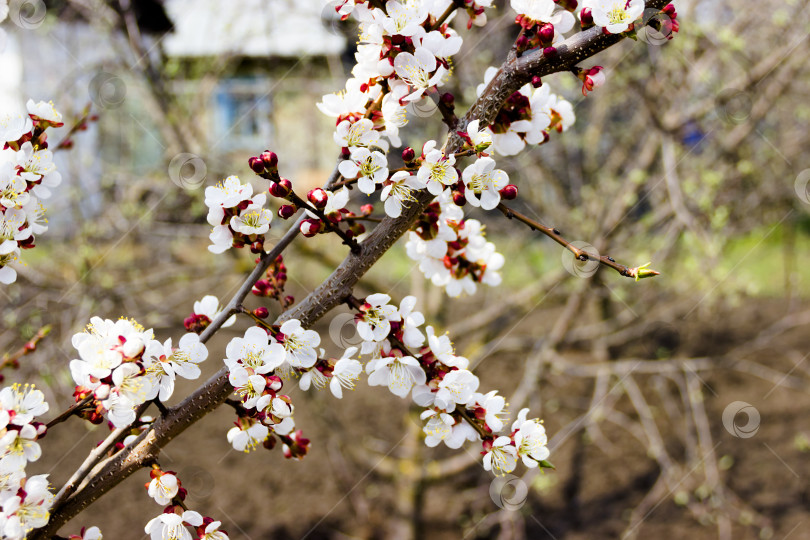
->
{"left": 251, "top": 254, "right": 294, "bottom": 308}
{"left": 0, "top": 383, "right": 53, "bottom": 539}
{"left": 205, "top": 175, "right": 273, "bottom": 254}
{"left": 1, "top": 100, "right": 65, "bottom": 285}
{"left": 70, "top": 317, "right": 208, "bottom": 428}
{"left": 144, "top": 466, "right": 230, "bottom": 540}
{"left": 184, "top": 295, "right": 236, "bottom": 334}
{"left": 476, "top": 70, "right": 575, "bottom": 156}
{"left": 345, "top": 292, "right": 550, "bottom": 475}
{"left": 222, "top": 322, "right": 318, "bottom": 458}
{"left": 583, "top": 0, "right": 645, "bottom": 34}
{"left": 406, "top": 192, "right": 504, "bottom": 297}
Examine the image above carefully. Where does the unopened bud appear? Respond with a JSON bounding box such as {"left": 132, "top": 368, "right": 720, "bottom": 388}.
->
{"left": 278, "top": 204, "right": 296, "bottom": 219}
{"left": 253, "top": 307, "right": 270, "bottom": 319}
{"left": 580, "top": 7, "right": 594, "bottom": 27}
{"left": 531, "top": 76, "right": 543, "bottom": 88}
{"left": 402, "top": 147, "right": 416, "bottom": 162}
{"left": 360, "top": 204, "right": 374, "bottom": 215}
{"left": 307, "top": 188, "right": 329, "bottom": 209}
{"left": 440, "top": 93, "right": 455, "bottom": 108}
{"left": 260, "top": 151, "right": 278, "bottom": 170}
{"left": 539, "top": 23, "right": 555, "bottom": 44}
{"left": 300, "top": 218, "right": 323, "bottom": 237}
{"left": 269, "top": 178, "right": 292, "bottom": 198}
{"left": 248, "top": 156, "right": 265, "bottom": 174}
{"left": 543, "top": 46, "right": 557, "bottom": 57}
{"left": 499, "top": 184, "right": 518, "bottom": 200}
{"left": 452, "top": 191, "right": 467, "bottom": 207}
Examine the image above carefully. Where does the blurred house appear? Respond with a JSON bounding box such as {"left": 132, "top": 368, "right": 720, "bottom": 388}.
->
{"left": 0, "top": 0, "right": 351, "bottom": 225}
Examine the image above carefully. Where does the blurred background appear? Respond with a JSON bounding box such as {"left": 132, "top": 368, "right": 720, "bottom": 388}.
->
{"left": 2, "top": 0, "right": 810, "bottom": 538}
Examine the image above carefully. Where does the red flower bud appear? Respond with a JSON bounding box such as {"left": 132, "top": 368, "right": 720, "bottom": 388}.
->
{"left": 269, "top": 178, "right": 292, "bottom": 198}
{"left": 260, "top": 151, "right": 278, "bottom": 170}
{"left": 539, "top": 23, "right": 555, "bottom": 44}
{"left": 300, "top": 218, "right": 323, "bottom": 237}
{"left": 402, "top": 147, "right": 416, "bottom": 162}
{"left": 307, "top": 188, "right": 328, "bottom": 209}
{"left": 580, "top": 7, "right": 594, "bottom": 27}
{"left": 452, "top": 191, "right": 467, "bottom": 207}
{"left": 531, "top": 76, "right": 543, "bottom": 88}
{"left": 360, "top": 204, "right": 374, "bottom": 215}
{"left": 253, "top": 307, "right": 269, "bottom": 319}
{"left": 543, "top": 46, "right": 557, "bottom": 57}
{"left": 499, "top": 184, "right": 518, "bottom": 200}
{"left": 440, "top": 93, "right": 455, "bottom": 107}
{"left": 278, "top": 204, "right": 296, "bottom": 219}
{"left": 248, "top": 156, "right": 265, "bottom": 174}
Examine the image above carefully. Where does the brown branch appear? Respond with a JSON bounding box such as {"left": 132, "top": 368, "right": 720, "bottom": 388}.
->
{"left": 496, "top": 203, "right": 660, "bottom": 280}
{"left": 45, "top": 395, "right": 94, "bottom": 429}
{"left": 32, "top": 7, "right": 671, "bottom": 535}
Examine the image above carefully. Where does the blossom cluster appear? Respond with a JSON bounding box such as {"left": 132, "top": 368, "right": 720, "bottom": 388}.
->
{"left": 251, "top": 254, "right": 294, "bottom": 309}
{"left": 184, "top": 295, "right": 236, "bottom": 334}
{"left": 0, "top": 100, "right": 65, "bottom": 285}
{"left": 70, "top": 317, "right": 208, "bottom": 428}
{"left": 0, "top": 384, "right": 53, "bottom": 539}
{"left": 346, "top": 293, "right": 550, "bottom": 475}
{"left": 144, "top": 466, "right": 229, "bottom": 540}
{"left": 222, "top": 322, "right": 318, "bottom": 458}
{"left": 406, "top": 191, "right": 504, "bottom": 297}
{"left": 205, "top": 175, "right": 273, "bottom": 254}
{"left": 476, "top": 70, "right": 575, "bottom": 156}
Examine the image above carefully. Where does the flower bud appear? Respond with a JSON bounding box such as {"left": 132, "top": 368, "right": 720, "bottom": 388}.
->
{"left": 250, "top": 240, "right": 265, "bottom": 254}
{"left": 539, "top": 23, "right": 555, "bottom": 44}
{"left": 278, "top": 204, "right": 296, "bottom": 219}
{"left": 260, "top": 151, "right": 278, "bottom": 170}
{"left": 253, "top": 307, "right": 270, "bottom": 319}
{"left": 360, "top": 204, "right": 374, "bottom": 215}
{"left": 543, "top": 46, "right": 557, "bottom": 57}
{"left": 269, "top": 178, "right": 292, "bottom": 198}
{"left": 300, "top": 218, "right": 323, "bottom": 237}
{"left": 283, "top": 295, "right": 295, "bottom": 308}
{"left": 580, "top": 7, "right": 594, "bottom": 27}
{"left": 440, "top": 92, "right": 455, "bottom": 108}
{"left": 452, "top": 190, "right": 467, "bottom": 207}
{"left": 499, "top": 184, "right": 518, "bottom": 200}
{"left": 402, "top": 147, "right": 416, "bottom": 162}
{"left": 248, "top": 156, "right": 265, "bottom": 174}
{"left": 307, "top": 188, "right": 328, "bottom": 209}
{"left": 531, "top": 76, "right": 543, "bottom": 88}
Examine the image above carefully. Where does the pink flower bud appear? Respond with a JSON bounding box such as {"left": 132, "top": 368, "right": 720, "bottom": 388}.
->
{"left": 307, "top": 188, "right": 328, "bottom": 209}
{"left": 440, "top": 93, "right": 455, "bottom": 107}
{"left": 253, "top": 307, "right": 269, "bottom": 319}
{"left": 452, "top": 191, "right": 467, "bottom": 206}
{"left": 402, "top": 147, "right": 415, "bottom": 162}
{"left": 543, "top": 46, "right": 557, "bottom": 57}
{"left": 360, "top": 204, "right": 374, "bottom": 215}
{"left": 278, "top": 204, "right": 296, "bottom": 219}
{"left": 531, "top": 76, "right": 543, "bottom": 88}
{"left": 499, "top": 184, "right": 518, "bottom": 200}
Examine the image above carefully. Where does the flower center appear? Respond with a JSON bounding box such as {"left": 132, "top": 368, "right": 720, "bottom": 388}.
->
{"left": 360, "top": 156, "right": 380, "bottom": 177}
{"left": 608, "top": 4, "right": 630, "bottom": 24}
{"left": 467, "top": 172, "right": 493, "bottom": 194}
